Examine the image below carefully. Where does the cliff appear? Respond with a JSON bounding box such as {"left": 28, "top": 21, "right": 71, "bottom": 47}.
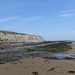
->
{"left": 0, "top": 31, "right": 44, "bottom": 41}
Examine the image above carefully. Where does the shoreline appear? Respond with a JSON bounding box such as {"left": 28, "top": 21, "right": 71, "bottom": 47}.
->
{"left": 0, "top": 44, "right": 75, "bottom": 75}
{"left": 0, "top": 43, "right": 74, "bottom": 64}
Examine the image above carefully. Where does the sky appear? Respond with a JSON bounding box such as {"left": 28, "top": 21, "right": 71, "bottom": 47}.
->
{"left": 0, "top": 0, "right": 75, "bottom": 40}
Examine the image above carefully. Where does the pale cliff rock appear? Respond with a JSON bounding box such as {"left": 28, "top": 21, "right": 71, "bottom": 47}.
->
{"left": 0, "top": 31, "right": 44, "bottom": 41}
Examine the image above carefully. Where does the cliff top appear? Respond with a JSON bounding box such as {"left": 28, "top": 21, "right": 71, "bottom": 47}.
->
{"left": 0, "top": 30, "right": 43, "bottom": 38}
{"left": 0, "top": 30, "right": 26, "bottom": 35}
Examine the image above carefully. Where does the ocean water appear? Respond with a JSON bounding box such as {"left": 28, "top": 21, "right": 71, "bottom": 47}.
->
{"left": 72, "top": 42, "right": 75, "bottom": 44}
{"left": 54, "top": 54, "right": 75, "bottom": 59}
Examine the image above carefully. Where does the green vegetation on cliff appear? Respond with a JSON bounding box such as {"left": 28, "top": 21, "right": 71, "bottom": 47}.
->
{"left": 0, "top": 30, "right": 25, "bottom": 35}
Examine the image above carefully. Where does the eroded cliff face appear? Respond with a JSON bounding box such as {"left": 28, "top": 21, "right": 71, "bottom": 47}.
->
{"left": 0, "top": 31, "right": 44, "bottom": 41}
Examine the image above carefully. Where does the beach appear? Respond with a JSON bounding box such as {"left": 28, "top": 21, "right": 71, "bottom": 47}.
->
{"left": 0, "top": 44, "right": 75, "bottom": 75}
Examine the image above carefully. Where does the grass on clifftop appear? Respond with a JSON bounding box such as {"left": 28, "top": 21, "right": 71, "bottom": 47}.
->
{"left": 0, "top": 30, "right": 26, "bottom": 35}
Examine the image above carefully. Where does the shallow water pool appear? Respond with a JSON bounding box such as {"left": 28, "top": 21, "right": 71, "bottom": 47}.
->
{"left": 54, "top": 54, "right": 75, "bottom": 59}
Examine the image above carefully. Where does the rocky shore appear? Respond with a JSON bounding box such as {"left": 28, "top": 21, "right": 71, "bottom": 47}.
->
{"left": 0, "top": 41, "right": 73, "bottom": 64}
{"left": 0, "top": 41, "right": 75, "bottom": 75}
{"left": 0, "top": 44, "right": 75, "bottom": 75}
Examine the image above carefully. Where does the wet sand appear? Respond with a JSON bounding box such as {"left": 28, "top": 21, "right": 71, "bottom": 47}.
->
{"left": 0, "top": 44, "right": 75, "bottom": 75}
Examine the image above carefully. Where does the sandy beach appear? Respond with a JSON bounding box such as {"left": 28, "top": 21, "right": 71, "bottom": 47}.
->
{"left": 0, "top": 44, "right": 75, "bottom": 75}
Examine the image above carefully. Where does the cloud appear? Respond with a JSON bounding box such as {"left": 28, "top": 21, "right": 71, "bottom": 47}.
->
{"left": 0, "top": 16, "right": 43, "bottom": 22}
{"left": 22, "top": 16, "right": 43, "bottom": 21}
{"left": 60, "top": 10, "right": 75, "bottom": 13}
{"left": 59, "top": 10, "right": 75, "bottom": 17}
{"left": 60, "top": 11, "right": 68, "bottom": 13}
{"left": 0, "top": 1, "right": 49, "bottom": 11}
{"left": 0, "top": 17, "right": 18, "bottom": 22}
{"left": 59, "top": 14, "right": 70, "bottom": 17}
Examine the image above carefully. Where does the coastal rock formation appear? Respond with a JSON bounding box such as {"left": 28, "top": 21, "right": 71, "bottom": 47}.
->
{"left": 0, "top": 31, "right": 44, "bottom": 41}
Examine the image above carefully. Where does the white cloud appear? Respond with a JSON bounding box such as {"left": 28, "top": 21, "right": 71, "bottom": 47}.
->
{"left": 59, "top": 14, "right": 70, "bottom": 17}
{"left": 0, "top": 1, "right": 49, "bottom": 11}
{"left": 60, "top": 11, "right": 68, "bottom": 13}
{"left": 23, "top": 16, "right": 43, "bottom": 21}
{"left": 59, "top": 10, "right": 75, "bottom": 17}
{"left": 0, "top": 16, "right": 43, "bottom": 22}
{"left": 60, "top": 10, "right": 75, "bottom": 13}
{"left": 0, "top": 17, "right": 18, "bottom": 22}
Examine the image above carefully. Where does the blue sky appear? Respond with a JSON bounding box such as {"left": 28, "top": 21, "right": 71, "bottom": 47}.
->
{"left": 0, "top": 0, "right": 75, "bottom": 40}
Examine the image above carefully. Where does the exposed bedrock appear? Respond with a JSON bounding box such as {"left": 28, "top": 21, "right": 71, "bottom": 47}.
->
{"left": 0, "top": 31, "right": 44, "bottom": 41}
